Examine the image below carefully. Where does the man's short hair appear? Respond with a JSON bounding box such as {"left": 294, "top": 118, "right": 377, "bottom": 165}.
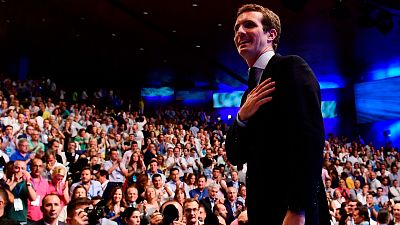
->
{"left": 98, "top": 169, "right": 108, "bottom": 178}
{"left": 81, "top": 167, "right": 92, "bottom": 174}
{"left": 41, "top": 194, "right": 60, "bottom": 210}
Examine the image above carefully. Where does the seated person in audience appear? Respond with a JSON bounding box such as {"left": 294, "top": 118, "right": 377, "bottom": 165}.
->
{"left": 37, "top": 194, "right": 67, "bottom": 225}
{"left": 48, "top": 165, "right": 70, "bottom": 207}
{"left": 0, "top": 186, "right": 18, "bottom": 224}
{"left": 151, "top": 173, "right": 172, "bottom": 206}
{"left": 189, "top": 174, "right": 209, "bottom": 201}
{"left": 5, "top": 160, "right": 37, "bottom": 224}
{"left": 70, "top": 167, "right": 103, "bottom": 199}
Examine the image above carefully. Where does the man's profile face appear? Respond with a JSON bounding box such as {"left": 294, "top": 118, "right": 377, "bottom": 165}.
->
{"left": 234, "top": 11, "right": 271, "bottom": 63}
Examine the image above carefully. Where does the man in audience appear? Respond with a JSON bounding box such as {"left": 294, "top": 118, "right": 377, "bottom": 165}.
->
{"left": 167, "top": 168, "right": 190, "bottom": 198}
{"left": 37, "top": 194, "right": 66, "bottom": 225}
{"left": 189, "top": 175, "right": 209, "bottom": 201}
{"left": 183, "top": 198, "right": 201, "bottom": 225}
{"left": 6, "top": 160, "right": 37, "bottom": 224}
{"left": 166, "top": 147, "right": 187, "bottom": 180}
{"left": 2, "top": 125, "right": 17, "bottom": 157}
{"left": 101, "top": 149, "right": 126, "bottom": 192}
{"left": 28, "top": 129, "right": 45, "bottom": 157}
{"left": 223, "top": 186, "right": 243, "bottom": 224}
{"left": 10, "top": 138, "right": 33, "bottom": 165}
{"left": 66, "top": 197, "right": 91, "bottom": 225}
{"left": 70, "top": 167, "right": 102, "bottom": 199}
{"left": 146, "top": 158, "right": 166, "bottom": 183}
{"left": 227, "top": 170, "right": 244, "bottom": 191}
{"left": 28, "top": 158, "right": 51, "bottom": 224}
{"left": 0, "top": 187, "right": 18, "bottom": 224}
{"left": 200, "top": 183, "right": 223, "bottom": 215}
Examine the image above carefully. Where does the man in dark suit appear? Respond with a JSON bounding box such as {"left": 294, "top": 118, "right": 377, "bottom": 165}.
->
{"left": 34, "top": 194, "right": 67, "bottom": 225}
{"left": 226, "top": 170, "right": 244, "bottom": 190}
{"left": 225, "top": 4, "right": 330, "bottom": 225}
{"left": 199, "top": 183, "right": 222, "bottom": 215}
{"left": 223, "top": 187, "right": 244, "bottom": 225}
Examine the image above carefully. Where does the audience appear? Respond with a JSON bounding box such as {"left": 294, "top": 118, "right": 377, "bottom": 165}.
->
{"left": 0, "top": 76, "right": 397, "bottom": 224}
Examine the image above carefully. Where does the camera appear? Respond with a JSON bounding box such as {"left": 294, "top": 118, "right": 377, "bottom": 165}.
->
{"left": 84, "top": 204, "right": 107, "bottom": 225}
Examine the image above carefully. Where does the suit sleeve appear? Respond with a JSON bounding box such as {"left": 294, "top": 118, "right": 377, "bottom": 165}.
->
{"left": 285, "top": 56, "right": 325, "bottom": 211}
{"left": 225, "top": 91, "right": 250, "bottom": 166}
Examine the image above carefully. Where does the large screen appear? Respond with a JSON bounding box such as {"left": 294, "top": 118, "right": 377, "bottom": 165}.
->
{"left": 213, "top": 91, "right": 244, "bottom": 108}
{"left": 213, "top": 91, "right": 337, "bottom": 118}
{"left": 141, "top": 87, "right": 174, "bottom": 97}
{"left": 355, "top": 76, "right": 400, "bottom": 124}
{"left": 321, "top": 101, "right": 337, "bottom": 119}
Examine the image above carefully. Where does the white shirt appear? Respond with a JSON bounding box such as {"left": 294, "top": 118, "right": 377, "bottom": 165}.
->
{"left": 237, "top": 50, "right": 275, "bottom": 126}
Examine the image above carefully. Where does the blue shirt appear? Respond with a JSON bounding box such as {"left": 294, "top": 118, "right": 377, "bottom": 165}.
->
{"left": 189, "top": 188, "right": 209, "bottom": 201}
{"left": 10, "top": 151, "right": 30, "bottom": 162}
{"left": 70, "top": 180, "right": 103, "bottom": 199}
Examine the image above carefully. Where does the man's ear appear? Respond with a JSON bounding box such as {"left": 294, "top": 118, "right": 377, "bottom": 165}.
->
{"left": 268, "top": 29, "right": 277, "bottom": 41}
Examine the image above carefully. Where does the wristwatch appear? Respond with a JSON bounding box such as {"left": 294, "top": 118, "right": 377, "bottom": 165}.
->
{"left": 26, "top": 183, "right": 32, "bottom": 187}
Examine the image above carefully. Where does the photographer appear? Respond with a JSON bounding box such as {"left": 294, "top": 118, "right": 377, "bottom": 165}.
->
{"left": 66, "top": 197, "right": 113, "bottom": 225}
{"left": 66, "top": 197, "right": 91, "bottom": 225}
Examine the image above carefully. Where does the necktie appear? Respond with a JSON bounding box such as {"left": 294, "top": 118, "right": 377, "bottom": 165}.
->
{"left": 248, "top": 67, "right": 263, "bottom": 90}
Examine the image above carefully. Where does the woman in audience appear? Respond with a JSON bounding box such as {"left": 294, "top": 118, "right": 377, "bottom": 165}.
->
{"left": 48, "top": 165, "right": 69, "bottom": 207}
{"left": 173, "top": 187, "right": 187, "bottom": 207}
{"left": 237, "top": 184, "right": 247, "bottom": 205}
{"left": 58, "top": 185, "right": 88, "bottom": 222}
{"left": 122, "top": 207, "right": 141, "bottom": 225}
{"left": 185, "top": 173, "right": 197, "bottom": 192}
{"left": 126, "top": 152, "right": 146, "bottom": 186}
{"left": 106, "top": 186, "right": 127, "bottom": 225}
{"left": 139, "top": 187, "right": 160, "bottom": 222}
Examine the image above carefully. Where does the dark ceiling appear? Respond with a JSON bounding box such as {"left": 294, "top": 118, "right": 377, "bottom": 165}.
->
{"left": 0, "top": 0, "right": 399, "bottom": 95}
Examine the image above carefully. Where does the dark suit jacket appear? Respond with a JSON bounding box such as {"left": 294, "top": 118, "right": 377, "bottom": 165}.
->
{"left": 225, "top": 54, "right": 330, "bottom": 225}
{"left": 223, "top": 199, "right": 244, "bottom": 225}
{"left": 33, "top": 220, "right": 67, "bottom": 225}
{"left": 226, "top": 180, "right": 244, "bottom": 189}
{"left": 199, "top": 197, "right": 214, "bottom": 215}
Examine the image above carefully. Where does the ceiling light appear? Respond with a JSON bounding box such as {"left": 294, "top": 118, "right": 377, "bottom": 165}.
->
{"left": 111, "top": 33, "right": 117, "bottom": 37}
{"left": 139, "top": 47, "right": 144, "bottom": 51}
{"left": 192, "top": 3, "right": 198, "bottom": 7}
{"left": 172, "top": 30, "right": 177, "bottom": 33}
{"left": 195, "top": 45, "right": 201, "bottom": 48}
{"left": 143, "top": 11, "right": 149, "bottom": 15}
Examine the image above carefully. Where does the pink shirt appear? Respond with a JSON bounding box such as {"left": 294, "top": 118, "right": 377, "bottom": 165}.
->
{"left": 48, "top": 181, "right": 68, "bottom": 207}
{"left": 27, "top": 177, "right": 51, "bottom": 221}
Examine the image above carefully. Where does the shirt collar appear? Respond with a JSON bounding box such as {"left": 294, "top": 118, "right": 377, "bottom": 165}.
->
{"left": 253, "top": 51, "right": 275, "bottom": 70}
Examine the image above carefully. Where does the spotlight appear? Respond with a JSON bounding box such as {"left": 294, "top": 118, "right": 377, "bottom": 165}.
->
{"left": 376, "top": 10, "right": 393, "bottom": 34}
